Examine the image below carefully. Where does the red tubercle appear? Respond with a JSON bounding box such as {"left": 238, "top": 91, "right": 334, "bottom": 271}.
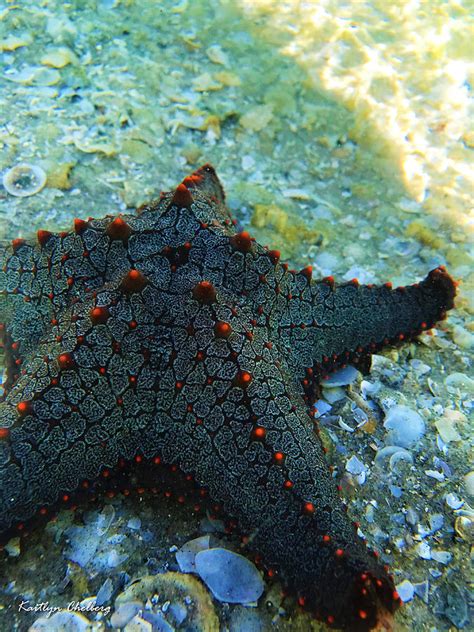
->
{"left": 106, "top": 216, "right": 132, "bottom": 241}
{"left": 283, "top": 479, "right": 293, "bottom": 489}
{"left": 233, "top": 370, "right": 252, "bottom": 388}
{"left": 252, "top": 426, "right": 266, "bottom": 440}
{"left": 322, "top": 534, "right": 331, "bottom": 542}
{"left": 301, "top": 265, "right": 313, "bottom": 280}
{"left": 273, "top": 451, "right": 284, "bottom": 464}
{"left": 214, "top": 321, "right": 232, "bottom": 338}
{"left": 120, "top": 269, "right": 148, "bottom": 294}
{"left": 74, "top": 218, "right": 89, "bottom": 235}
{"left": 268, "top": 249, "right": 280, "bottom": 264}
{"left": 192, "top": 280, "right": 217, "bottom": 305}
{"left": 322, "top": 276, "right": 335, "bottom": 289}
{"left": 90, "top": 305, "right": 110, "bottom": 325}
{"left": 303, "top": 502, "right": 315, "bottom": 514}
{"left": 129, "top": 320, "right": 138, "bottom": 329}
{"left": 37, "top": 230, "right": 53, "bottom": 247}
{"left": 335, "top": 548, "right": 344, "bottom": 558}
{"left": 350, "top": 278, "right": 359, "bottom": 286}
{"left": 0, "top": 428, "right": 10, "bottom": 440}
{"left": 58, "top": 353, "right": 75, "bottom": 370}
{"left": 11, "top": 238, "right": 26, "bottom": 252}
{"left": 17, "top": 401, "right": 31, "bottom": 415}
{"left": 230, "top": 231, "right": 253, "bottom": 253}
{"left": 171, "top": 183, "right": 193, "bottom": 208}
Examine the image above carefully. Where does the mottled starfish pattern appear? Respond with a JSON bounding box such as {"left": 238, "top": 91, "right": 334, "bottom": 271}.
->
{"left": 0, "top": 165, "right": 456, "bottom": 630}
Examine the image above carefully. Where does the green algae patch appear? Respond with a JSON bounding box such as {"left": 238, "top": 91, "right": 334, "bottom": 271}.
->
{"left": 251, "top": 203, "right": 325, "bottom": 259}
{"left": 405, "top": 220, "right": 444, "bottom": 250}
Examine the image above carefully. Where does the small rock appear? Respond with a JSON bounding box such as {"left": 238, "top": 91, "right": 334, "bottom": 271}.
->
{"left": 229, "top": 605, "right": 264, "bottom": 632}
{"left": 464, "top": 471, "right": 474, "bottom": 497}
{"left": 124, "top": 615, "right": 152, "bottom": 632}
{"left": 111, "top": 602, "right": 143, "bottom": 629}
{"left": 127, "top": 518, "right": 142, "bottom": 530}
{"left": 431, "top": 550, "right": 452, "bottom": 564}
{"left": 5, "top": 537, "right": 20, "bottom": 557}
{"left": 413, "top": 580, "right": 430, "bottom": 604}
{"left": 29, "top": 610, "right": 92, "bottom": 632}
{"left": 195, "top": 548, "right": 264, "bottom": 604}
{"left": 176, "top": 535, "right": 211, "bottom": 573}
{"left": 416, "top": 541, "right": 431, "bottom": 560}
{"left": 96, "top": 578, "right": 114, "bottom": 606}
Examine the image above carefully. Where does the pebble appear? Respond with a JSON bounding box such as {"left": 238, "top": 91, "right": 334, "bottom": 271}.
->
{"left": 29, "top": 610, "right": 93, "bottom": 632}
{"left": 464, "top": 471, "right": 474, "bottom": 497}
{"left": 194, "top": 548, "right": 264, "bottom": 604}
{"left": 431, "top": 550, "right": 452, "bottom": 564}
{"left": 110, "top": 602, "right": 143, "bottom": 628}
{"left": 323, "top": 365, "right": 359, "bottom": 387}
{"left": 433, "top": 582, "right": 469, "bottom": 628}
{"left": 416, "top": 541, "right": 431, "bottom": 560}
{"left": 229, "top": 605, "right": 264, "bottom": 632}
{"left": 454, "top": 516, "right": 473, "bottom": 542}
{"left": 176, "top": 535, "right": 212, "bottom": 573}
{"left": 127, "top": 517, "right": 142, "bottom": 530}
{"left": 4, "top": 537, "right": 20, "bottom": 557}
{"left": 429, "top": 514, "right": 444, "bottom": 533}
{"left": 3, "top": 164, "right": 47, "bottom": 197}
{"left": 383, "top": 405, "right": 425, "bottom": 447}
{"left": 96, "top": 578, "right": 114, "bottom": 606}
{"left": 409, "top": 359, "right": 431, "bottom": 375}
{"left": 396, "top": 579, "right": 415, "bottom": 602}
{"left": 413, "top": 580, "right": 430, "bottom": 604}
{"left": 124, "top": 615, "right": 152, "bottom": 632}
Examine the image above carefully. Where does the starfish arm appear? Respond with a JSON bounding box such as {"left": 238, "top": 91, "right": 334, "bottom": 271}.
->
{"left": 140, "top": 292, "right": 399, "bottom": 630}
{"left": 280, "top": 266, "right": 456, "bottom": 386}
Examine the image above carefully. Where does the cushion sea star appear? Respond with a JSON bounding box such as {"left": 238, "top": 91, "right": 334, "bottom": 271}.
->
{"left": 0, "top": 165, "right": 456, "bottom": 630}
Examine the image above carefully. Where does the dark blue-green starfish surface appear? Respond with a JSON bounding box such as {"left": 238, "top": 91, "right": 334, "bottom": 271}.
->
{"left": 0, "top": 165, "right": 456, "bottom": 630}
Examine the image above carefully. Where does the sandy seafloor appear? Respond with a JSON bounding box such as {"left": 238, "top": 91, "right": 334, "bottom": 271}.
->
{"left": 0, "top": 1, "right": 473, "bottom": 631}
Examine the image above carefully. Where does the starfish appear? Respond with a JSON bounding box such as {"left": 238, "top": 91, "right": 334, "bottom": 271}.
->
{"left": 0, "top": 165, "right": 456, "bottom": 630}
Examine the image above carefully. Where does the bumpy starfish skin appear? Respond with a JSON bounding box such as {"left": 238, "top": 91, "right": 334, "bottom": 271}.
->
{"left": 0, "top": 165, "right": 456, "bottom": 630}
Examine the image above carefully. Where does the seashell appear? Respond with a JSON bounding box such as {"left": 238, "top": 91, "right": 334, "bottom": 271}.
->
{"left": 3, "top": 164, "right": 46, "bottom": 197}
